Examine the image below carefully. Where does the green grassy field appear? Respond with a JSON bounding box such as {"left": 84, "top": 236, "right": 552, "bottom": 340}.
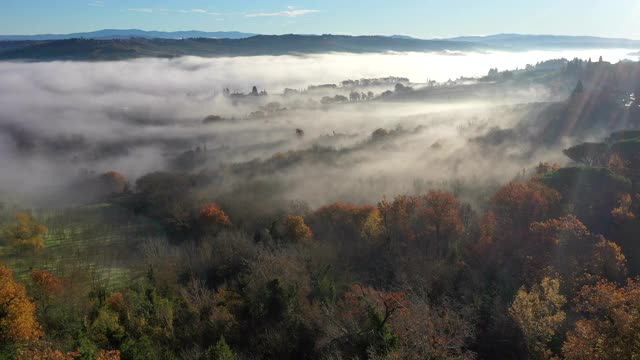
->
{"left": 0, "top": 203, "right": 165, "bottom": 290}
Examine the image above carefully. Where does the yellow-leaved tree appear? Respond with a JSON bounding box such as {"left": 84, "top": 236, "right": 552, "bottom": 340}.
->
{"left": 2, "top": 213, "right": 47, "bottom": 253}
{"left": 509, "top": 277, "right": 566, "bottom": 360}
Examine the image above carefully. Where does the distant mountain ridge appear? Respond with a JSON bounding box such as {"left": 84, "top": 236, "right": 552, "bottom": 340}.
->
{"left": 445, "top": 33, "right": 640, "bottom": 49}
{"left": 0, "top": 29, "right": 258, "bottom": 41}
{"left": 0, "top": 35, "right": 479, "bottom": 61}
{"left": 0, "top": 32, "right": 639, "bottom": 61}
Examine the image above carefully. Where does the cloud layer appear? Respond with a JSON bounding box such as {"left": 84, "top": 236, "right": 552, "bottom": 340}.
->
{"left": 0, "top": 49, "right": 633, "bottom": 206}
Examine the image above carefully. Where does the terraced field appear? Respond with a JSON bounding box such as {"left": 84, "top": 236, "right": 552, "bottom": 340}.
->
{"left": 0, "top": 203, "right": 166, "bottom": 290}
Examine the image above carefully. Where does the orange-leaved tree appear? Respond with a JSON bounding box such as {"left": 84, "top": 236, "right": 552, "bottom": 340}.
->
{"left": 378, "top": 191, "right": 463, "bottom": 257}
{"left": 475, "top": 181, "right": 561, "bottom": 272}
{"left": 417, "top": 190, "right": 464, "bottom": 257}
{"left": 563, "top": 277, "right": 640, "bottom": 360}
{"left": 200, "top": 204, "right": 232, "bottom": 226}
{"left": 279, "top": 215, "right": 313, "bottom": 243}
{"left": 199, "top": 203, "right": 232, "bottom": 236}
{"left": 378, "top": 194, "right": 419, "bottom": 244}
{"left": 490, "top": 182, "right": 561, "bottom": 244}
{"left": 99, "top": 171, "right": 128, "bottom": 194}
{"left": 31, "top": 270, "right": 65, "bottom": 301}
{"left": 96, "top": 350, "right": 121, "bottom": 360}
{"left": 529, "top": 215, "right": 627, "bottom": 290}
{"left": 30, "top": 270, "right": 68, "bottom": 324}
{"left": 0, "top": 263, "right": 42, "bottom": 347}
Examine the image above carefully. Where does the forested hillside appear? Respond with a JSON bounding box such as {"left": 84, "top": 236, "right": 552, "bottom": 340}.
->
{"left": 1, "top": 49, "right": 640, "bottom": 359}
{"left": 3, "top": 133, "right": 640, "bottom": 359}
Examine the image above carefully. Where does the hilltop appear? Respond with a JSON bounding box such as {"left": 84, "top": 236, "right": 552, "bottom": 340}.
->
{"left": 1, "top": 32, "right": 639, "bottom": 61}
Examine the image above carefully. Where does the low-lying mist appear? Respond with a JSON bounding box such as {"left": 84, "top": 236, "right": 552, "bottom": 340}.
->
{"left": 0, "top": 49, "right": 634, "bottom": 207}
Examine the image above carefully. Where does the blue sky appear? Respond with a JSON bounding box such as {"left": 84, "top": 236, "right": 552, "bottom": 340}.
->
{"left": 2, "top": 0, "right": 639, "bottom": 39}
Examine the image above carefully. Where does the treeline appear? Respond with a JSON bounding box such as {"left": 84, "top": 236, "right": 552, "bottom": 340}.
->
{"left": 3, "top": 131, "right": 640, "bottom": 359}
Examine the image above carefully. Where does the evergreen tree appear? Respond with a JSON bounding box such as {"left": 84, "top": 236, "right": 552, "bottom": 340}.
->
{"left": 207, "top": 337, "right": 237, "bottom": 360}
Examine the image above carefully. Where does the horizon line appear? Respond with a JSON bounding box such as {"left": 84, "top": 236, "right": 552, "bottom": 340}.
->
{"left": 1, "top": 28, "right": 639, "bottom": 42}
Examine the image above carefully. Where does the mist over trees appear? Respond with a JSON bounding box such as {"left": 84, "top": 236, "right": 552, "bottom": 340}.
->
{"left": 1, "top": 48, "right": 640, "bottom": 359}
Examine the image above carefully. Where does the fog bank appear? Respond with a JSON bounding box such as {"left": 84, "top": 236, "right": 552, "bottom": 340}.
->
{"left": 0, "top": 49, "right": 631, "bottom": 205}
